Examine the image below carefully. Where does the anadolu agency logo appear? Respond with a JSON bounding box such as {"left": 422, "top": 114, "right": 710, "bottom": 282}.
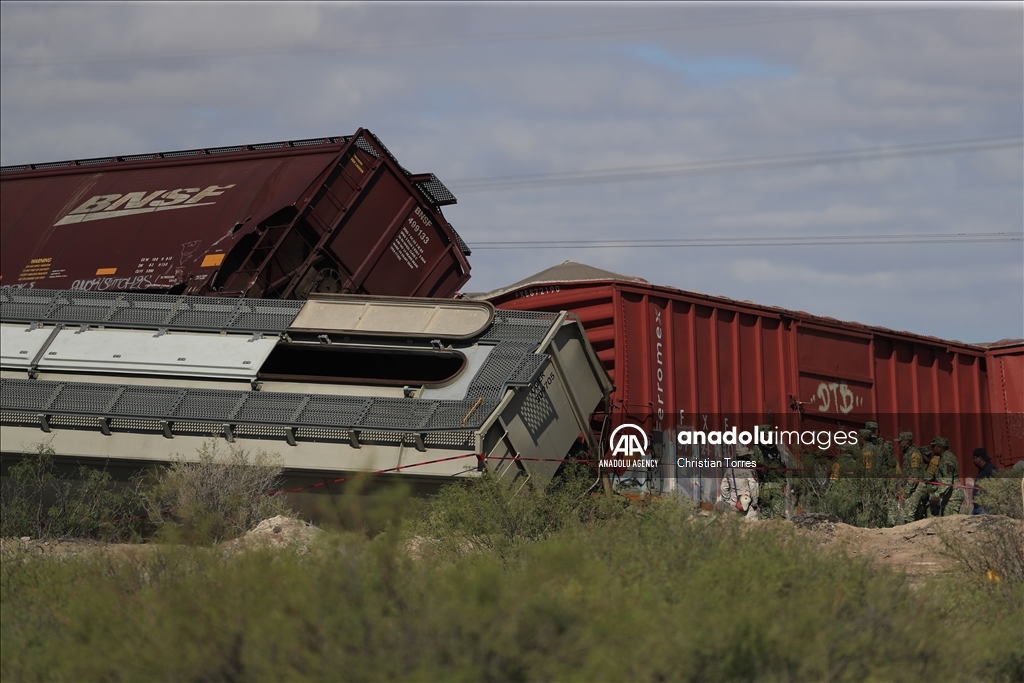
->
{"left": 600, "top": 422, "right": 659, "bottom": 469}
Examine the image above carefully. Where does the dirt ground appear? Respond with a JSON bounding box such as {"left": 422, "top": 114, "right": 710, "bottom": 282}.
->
{"left": 787, "top": 513, "right": 1023, "bottom": 584}
{"left": 3, "top": 513, "right": 1020, "bottom": 585}
{"left": 0, "top": 514, "right": 323, "bottom": 559}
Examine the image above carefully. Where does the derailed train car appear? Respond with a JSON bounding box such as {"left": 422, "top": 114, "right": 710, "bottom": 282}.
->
{"left": 482, "top": 262, "right": 1022, "bottom": 496}
{"left": 0, "top": 288, "right": 613, "bottom": 489}
{"left": 983, "top": 340, "right": 1024, "bottom": 463}
{"left": 1, "top": 129, "right": 471, "bottom": 299}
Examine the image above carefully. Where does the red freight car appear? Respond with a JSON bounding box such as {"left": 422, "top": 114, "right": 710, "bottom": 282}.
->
{"left": 1, "top": 129, "right": 471, "bottom": 299}
{"left": 483, "top": 261, "right": 1022, "bottom": 478}
{"left": 984, "top": 340, "right": 1024, "bottom": 463}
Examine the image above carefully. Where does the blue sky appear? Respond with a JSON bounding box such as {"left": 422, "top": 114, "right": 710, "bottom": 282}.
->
{"left": 1, "top": 2, "right": 1021, "bottom": 343}
{"left": 623, "top": 47, "right": 796, "bottom": 85}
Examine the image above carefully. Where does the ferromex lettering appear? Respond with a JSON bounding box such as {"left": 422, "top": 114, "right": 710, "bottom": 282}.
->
{"left": 53, "top": 185, "right": 235, "bottom": 226}
{"left": 653, "top": 306, "right": 665, "bottom": 426}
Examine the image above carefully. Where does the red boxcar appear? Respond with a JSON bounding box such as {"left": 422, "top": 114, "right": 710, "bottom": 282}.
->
{"left": 1, "top": 129, "right": 471, "bottom": 299}
{"left": 485, "top": 262, "right": 1022, "bottom": 476}
{"left": 984, "top": 340, "right": 1024, "bottom": 463}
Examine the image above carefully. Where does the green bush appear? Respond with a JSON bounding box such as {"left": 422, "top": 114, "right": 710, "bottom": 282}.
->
{"left": 974, "top": 470, "right": 1024, "bottom": 519}
{"left": 792, "top": 453, "right": 900, "bottom": 527}
{"left": 941, "top": 514, "right": 1024, "bottom": 589}
{"left": 148, "top": 441, "right": 289, "bottom": 544}
{"left": 415, "top": 468, "right": 628, "bottom": 564}
{"left": 3, "top": 481, "right": 1021, "bottom": 681}
{"left": 0, "top": 444, "right": 148, "bottom": 541}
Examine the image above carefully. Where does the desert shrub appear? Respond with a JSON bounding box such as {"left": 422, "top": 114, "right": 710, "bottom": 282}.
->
{"left": 974, "top": 470, "right": 1024, "bottom": 519}
{"left": 794, "top": 453, "right": 899, "bottom": 527}
{"left": 0, "top": 443, "right": 148, "bottom": 541}
{"left": 416, "top": 467, "right": 629, "bottom": 564}
{"left": 3, "top": 497, "right": 1022, "bottom": 682}
{"left": 941, "top": 515, "right": 1024, "bottom": 587}
{"left": 148, "top": 441, "right": 288, "bottom": 544}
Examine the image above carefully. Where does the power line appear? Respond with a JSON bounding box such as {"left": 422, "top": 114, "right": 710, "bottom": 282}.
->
{"left": 449, "top": 135, "right": 1024, "bottom": 193}
{"left": 452, "top": 135, "right": 1023, "bottom": 185}
{"left": 468, "top": 231, "right": 1023, "bottom": 250}
{"left": 0, "top": 7, "right": 912, "bottom": 68}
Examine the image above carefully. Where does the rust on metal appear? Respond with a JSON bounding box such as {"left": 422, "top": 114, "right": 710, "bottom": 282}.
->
{"left": 462, "top": 397, "right": 486, "bottom": 427}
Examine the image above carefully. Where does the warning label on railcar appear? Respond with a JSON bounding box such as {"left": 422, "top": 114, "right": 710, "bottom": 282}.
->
{"left": 18, "top": 257, "right": 52, "bottom": 281}
{"left": 390, "top": 225, "right": 428, "bottom": 270}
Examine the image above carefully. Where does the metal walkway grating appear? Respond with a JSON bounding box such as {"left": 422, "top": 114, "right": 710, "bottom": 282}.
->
{"left": 1, "top": 290, "right": 564, "bottom": 437}
{"left": 0, "top": 289, "right": 306, "bottom": 333}
{"left": 0, "top": 365, "right": 540, "bottom": 433}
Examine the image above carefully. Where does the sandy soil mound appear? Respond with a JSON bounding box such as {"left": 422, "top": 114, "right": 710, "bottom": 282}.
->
{"left": 0, "top": 536, "right": 154, "bottom": 560}
{"left": 2, "top": 515, "right": 324, "bottom": 558}
{"left": 5, "top": 514, "right": 1018, "bottom": 581}
{"left": 789, "top": 513, "right": 1023, "bottom": 583}
{"left": 226, "top": 515, "right": 322, "bottom": 553}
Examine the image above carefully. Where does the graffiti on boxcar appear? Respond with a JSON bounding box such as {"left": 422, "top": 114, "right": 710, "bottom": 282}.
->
{"left": 179, "top": 241, "right": 202, "bottom": 265}
{"left": 71, "top": 275, "right": 155, "bottom": 292}
{"left": 810, "top": 382, "right": 863, "bottom": 414}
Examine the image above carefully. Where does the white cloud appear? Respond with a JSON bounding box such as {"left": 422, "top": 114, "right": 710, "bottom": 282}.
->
{"left": 713, "top": 205, "right": 896, "bottom": 231}
{"left": 0, "top": 3, "right": 1020, "bottom": 342}
{"left": 726, "top": 258, "right": 1022, "bottom": 291}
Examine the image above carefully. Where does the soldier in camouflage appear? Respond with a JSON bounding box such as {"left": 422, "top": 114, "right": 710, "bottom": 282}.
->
{"left": 865, "top": 421, "right": 896, "bottom": 472}
{"left": 831, "top": 429, "right": 865, "bottom": 480}
{"left": 896, "top": 431, "right": 927, "bottom": 523}
{"left": 896, "top": 431, "right": 924, "bottom": 474}
{"left": 859, "top": 424, "right": 898, "bottom": 525}
{"left": 856, "top": 428, "right": 879, "bottom": 473}
{"left": 904, "top": 436, "right": 963, "bottom": 518}
{"left": 752, "top": 425, "right": 787, "bottom": 518}
{"left": 905, "top": 437, "right": 942, "bottom": 519}
{"left": 929, "top": 436, "right": 965, "bottom": 516}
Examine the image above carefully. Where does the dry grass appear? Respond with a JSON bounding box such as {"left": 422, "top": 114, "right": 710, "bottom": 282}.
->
{"left": 147, "top": 441, "right": 289, "bottom": 544}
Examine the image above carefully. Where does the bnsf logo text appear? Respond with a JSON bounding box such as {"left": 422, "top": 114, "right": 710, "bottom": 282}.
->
{"left": 54, "top": 185, "right": 235, "bottom": 226}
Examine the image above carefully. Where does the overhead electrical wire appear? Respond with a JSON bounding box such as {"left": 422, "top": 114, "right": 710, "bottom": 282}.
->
{"left": 458, "top": 135, "right": 1022, "bottom": 251}
{"left": 449, "top": 135, "right": 1024, "bottom": 192}
{"left": 468, "top": 232, "right": 1023, "bottom": 250}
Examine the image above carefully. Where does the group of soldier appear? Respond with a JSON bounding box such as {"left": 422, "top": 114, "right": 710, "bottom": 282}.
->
{"left": 719, "top": 421, "right": 968, "bottom": 522}
{"left": 892, "top": 429, "right": 966, "bottom": 520}
{"left": 833, "top": 422, "right": 967, "bottom": 520}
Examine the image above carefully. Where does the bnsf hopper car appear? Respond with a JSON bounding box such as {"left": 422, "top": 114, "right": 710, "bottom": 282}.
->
{"left": 1, "top": 129, "right": 471, "bottom": 299}
{"left": 483, "top": 262, "right": 1022, "bottom": 482}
